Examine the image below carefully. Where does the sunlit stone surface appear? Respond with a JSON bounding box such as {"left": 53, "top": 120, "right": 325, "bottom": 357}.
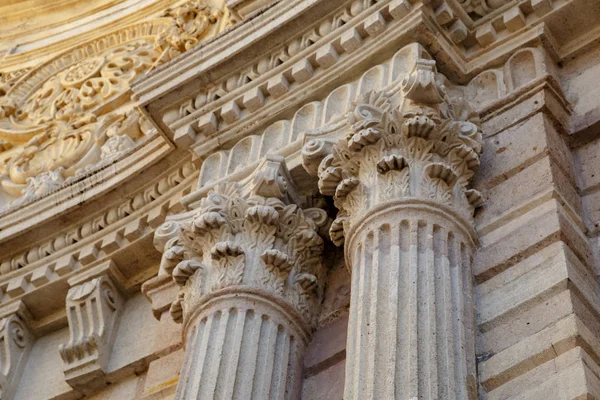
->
{"left": 1, "top": 0, "right": 600, "bottom": 399}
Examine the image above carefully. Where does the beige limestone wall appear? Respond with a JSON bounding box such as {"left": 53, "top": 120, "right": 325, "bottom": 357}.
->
{"left": 4, "top": 1, "right": 600, "bottom": 399}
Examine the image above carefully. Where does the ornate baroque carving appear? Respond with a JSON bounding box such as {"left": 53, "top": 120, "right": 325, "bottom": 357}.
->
{"left": 0, "top": 1, "right": 230, "bottom": 206}
{"left": 154, "top": 156, "right": 328, "bottom": 328}
{"left": 59, "top": 275, "right": 123, "bottom": 393}
{"left": 166, "top": 0, "right": 377, "bottom": 124}
{"left": 155, "top": 0, "right": 230, "bottom": 61}
{"left": 153, "top": 156, "right": 328, "bottom": 400}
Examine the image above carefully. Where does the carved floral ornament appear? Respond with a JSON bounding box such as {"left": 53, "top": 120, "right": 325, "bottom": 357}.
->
{"left": 0, "top": 0, "right": 231, "bottom": 208}
{"left": 154, "top": 157, "right": 330, "bottom": 328}
{"left": 302, "top": 57, "right": 484, "bottom": 246}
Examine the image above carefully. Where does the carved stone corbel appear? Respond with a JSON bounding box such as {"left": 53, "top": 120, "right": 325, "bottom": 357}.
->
{"left": 59, "top": 267, "right": 124, "bottom": 394}
{"left": 153, "top": 155, "right": 329, "bottom": 399}
{"left": 0, "top": 302, "right": 33, "bottom": 400}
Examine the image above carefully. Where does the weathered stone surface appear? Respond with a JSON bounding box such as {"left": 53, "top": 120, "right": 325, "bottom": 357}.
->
{"left": 2, "top": 0, "right": 600, "bottom": 399}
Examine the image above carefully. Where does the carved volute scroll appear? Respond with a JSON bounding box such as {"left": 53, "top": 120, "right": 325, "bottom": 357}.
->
{"left": 0, "top": 0, "right": 232, "bottom": 208}
{"left": 59, "top": 274, "right": 123, "bottom": 394}
{"left": 153, "top": 156, "right": 328, "bottom": 399}
{"left": 0, "top": 304, "right": 32, "bottom": 400}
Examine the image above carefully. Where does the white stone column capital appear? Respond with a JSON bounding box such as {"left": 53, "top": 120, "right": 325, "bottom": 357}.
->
{"left": 302, "top": 55, "right": 484, "bottom": 247}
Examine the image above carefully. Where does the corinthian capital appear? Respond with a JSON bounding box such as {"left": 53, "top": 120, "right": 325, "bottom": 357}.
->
{"left": 302, "top": 55, "right": 484, "bottom": 246}
{"left": 154, "top": 156, "right": 329, "bottom": 328}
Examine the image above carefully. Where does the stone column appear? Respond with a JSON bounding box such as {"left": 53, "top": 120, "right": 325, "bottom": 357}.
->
{"left": 154, "top": 157, "right": 328, "bottom": 399}
{"left": 302, "top": 56, "right": 484, "bottom": 399}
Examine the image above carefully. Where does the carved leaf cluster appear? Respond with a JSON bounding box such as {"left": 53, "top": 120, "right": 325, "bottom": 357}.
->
{"left": 309, "top": 86, "right": 484, "bottom": 245}
{"left": 157, "top": 183, "right": 328, "bottom": 326}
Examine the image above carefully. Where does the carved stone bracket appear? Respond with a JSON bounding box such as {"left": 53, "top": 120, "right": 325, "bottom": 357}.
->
{"left": 0, "top": 302, "right": 33, "bottom": 400}
{"left": 59, "top": 271, "right": 123, "bottom": 394}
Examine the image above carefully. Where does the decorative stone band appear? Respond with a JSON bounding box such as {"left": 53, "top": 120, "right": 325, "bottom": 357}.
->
{"left": 302, "top": 51, "right": 483, "bottom": 399}
{"left": 153, "top": 156, "right": 328, "bottom": 399}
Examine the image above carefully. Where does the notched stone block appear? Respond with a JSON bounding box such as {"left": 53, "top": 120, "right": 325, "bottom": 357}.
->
{"left": 316, "top": 44, "right": 339, "bottom": 69}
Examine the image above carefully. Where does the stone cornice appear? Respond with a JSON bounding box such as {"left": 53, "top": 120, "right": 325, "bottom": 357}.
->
{"left": 0, "top": 0, "right": 222, "bottom": 71}
{"left": 133, "top": 0, "right": 596, "bottom": 162}
{"left": 0, "top": 135, "right": 171, "bottom": 242}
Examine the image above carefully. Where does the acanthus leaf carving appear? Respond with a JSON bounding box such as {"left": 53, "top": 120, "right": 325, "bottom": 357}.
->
{"left": 303, "top": 54, "right": 484, "bottom": 247}
{"left": 155, "top": 157, "right": 329, "bottom": 328}
{"left": 154, "top": 0, "right": 232, "bottom": 61}
{"left": 0, "top": 1, "right": 231, "bottom": 207}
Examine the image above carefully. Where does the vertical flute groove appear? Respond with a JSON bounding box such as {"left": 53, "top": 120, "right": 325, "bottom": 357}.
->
{"left": 346, "top": 214, "right": 475, "bottom": 400}
{"left": 176, "top": 305, "right": 303, "bottom": 400}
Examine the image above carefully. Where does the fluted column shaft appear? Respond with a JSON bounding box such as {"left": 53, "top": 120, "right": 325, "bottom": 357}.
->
{"left": 176, "top": 289, "right": 307, "bottom": 400}
{"left": 343, "top": 202, "right": 476, "bottom": 400}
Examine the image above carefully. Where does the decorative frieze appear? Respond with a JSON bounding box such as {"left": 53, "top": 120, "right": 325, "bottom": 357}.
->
{"left": 59, "top": 273, "right": 123, "bottom": 393}
{"left": 154, "top": 156, "right": 328, "bottom": 399}
{"left": 302, "top": 45, "right": 483, "bottom": 399}
{"left": 0, "top": 1, "right": 231, "bottom": 207}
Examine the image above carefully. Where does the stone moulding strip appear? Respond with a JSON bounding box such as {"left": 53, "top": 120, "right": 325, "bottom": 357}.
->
{"left": 166, "top": 0, "right": 417, "bottom": 146}
{"left": 0, "top": 135, "right": 170, "bottom": 243}
{"left": 135, "top": 0, "right": 331, "bottom": 103}
{"left": 135, "top": 0, "right": 593, "bottom": 148}
{"left": 179, "top": 47, "right": 567, "bottom": 209}
{"left": 0, "top": 165, "right": 198, "bottom": 331}
{"left": 0, "top": 0, "right": 180, "bottom": 71}
{"left": 187, "top": 14, "right": 426, "bottom": 159}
